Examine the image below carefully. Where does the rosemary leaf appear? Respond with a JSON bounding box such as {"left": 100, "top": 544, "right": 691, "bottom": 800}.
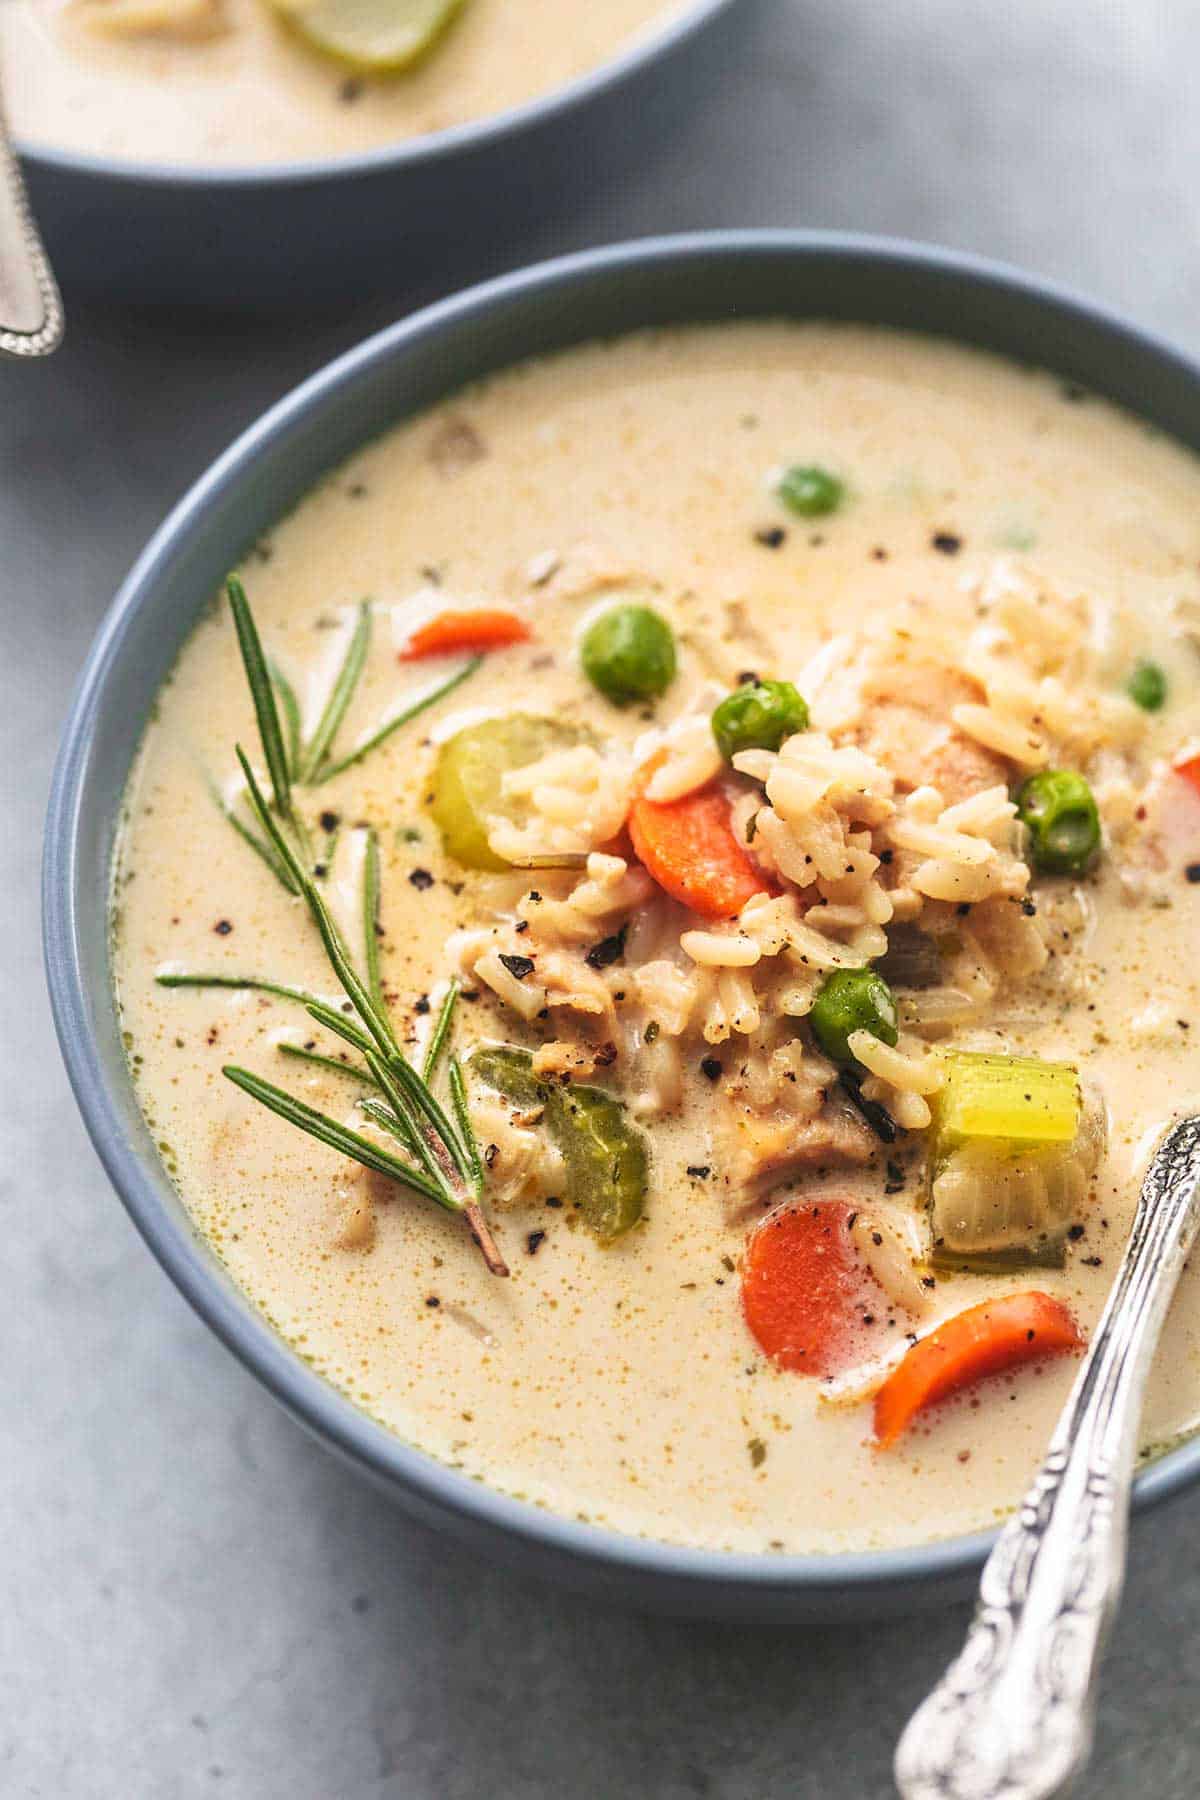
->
{"left": 277, "top": 1042, "right": 374, "bottom": 1084}
{"left": 211, "top": 788, "right": 299, "bottom": 894}
{"left": 422, "top": 977, "right": 460, "bottom": 1084}
{"left": 300, "top": 600, "right": 371, "bottom": 782}
{"left": 310, "top": 655, "right": 482, "bottom": 784}
{"left": 304, "top": 1002, "right": 377, "bottom": 1057}
{"left": 155, "top": 972, "right": 324, "bottom": 1007}
{"left": 363, "top": 825, "right": 385, "bottom": 1017}
{"left": 222, "top": 1065, "right": 452, "bottom": 1209}
{"left": 360, "top": 1096, "right": 418, "bottom": 1150}
{"left": 382, "top": 1050, "right": 474, "bottom": 1194}
{"left": 269, "top": 661, "right": 303, "bottom": 782}
{"left": 364, "top": 1048, "right": 454, "bottom": 1197}
{"left": 448, "top": 1052, "right": 484, "bottom": 1199}
{"left": 228, "top": 577, "right": 293, "bottom": 825}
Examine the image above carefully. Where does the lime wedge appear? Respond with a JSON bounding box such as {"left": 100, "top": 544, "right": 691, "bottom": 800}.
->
{"left": 269, "top": 0, "right": 468, "bottom": 73}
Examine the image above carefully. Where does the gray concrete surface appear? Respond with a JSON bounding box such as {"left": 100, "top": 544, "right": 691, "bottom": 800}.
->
{"left": 6, "top": 1, "right": 1200, "bottom": 1793}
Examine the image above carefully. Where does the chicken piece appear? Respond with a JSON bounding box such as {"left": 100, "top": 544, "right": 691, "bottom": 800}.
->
{"left": 330, "top": 1166, "right": 386, "bottom": 1251}
{"left": 852, "top": 658, "right": 1009, "bottom": 805}
{"left": 714, "top": 1095, "right": 875, "bottom": 1200}
{"left": 470, "top": 1097, "right": 566, "bottom": 1209}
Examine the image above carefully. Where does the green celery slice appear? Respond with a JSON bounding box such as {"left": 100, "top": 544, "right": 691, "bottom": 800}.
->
{"left": 934, "top": 1050, "right": 1080, "bottom": 1148}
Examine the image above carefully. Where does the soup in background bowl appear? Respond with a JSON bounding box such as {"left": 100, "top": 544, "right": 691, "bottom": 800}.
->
{"left": 45, "top": 235, "right": 1200, "bottom": 1620}
{"left": 7, "top": 0, "right": 738, "bottom": 303}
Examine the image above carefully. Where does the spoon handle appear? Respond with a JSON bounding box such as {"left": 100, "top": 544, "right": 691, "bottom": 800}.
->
{"left": 895, "top": 1115, "right": 1200, "bottom": 1800}
{"left": 0, "top": 78, "right": 62, "bottom": 357}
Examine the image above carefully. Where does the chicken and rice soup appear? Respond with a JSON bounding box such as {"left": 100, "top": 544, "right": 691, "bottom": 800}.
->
{"left": 112, "top": 322, "right": 1200, "bottom": 1553}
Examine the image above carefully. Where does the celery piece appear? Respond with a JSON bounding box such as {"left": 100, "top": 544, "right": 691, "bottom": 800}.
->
{"left": 430, "top": 715, "right": 591, "bottom": 871}
{"left": 934, "top": 1050, "right": 1080, "bottom": 1150}
{"left": 929, "top": 1051, "right": 1096, "bottom": 1272}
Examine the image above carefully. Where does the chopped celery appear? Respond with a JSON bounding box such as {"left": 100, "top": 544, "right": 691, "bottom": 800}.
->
{"left": 934, "top": 1050, "right": 1080, "bottom": 1148}
{"left": 929, "top": 1051, "right": 1099, "bottom": 1272}
{"left": 430, "top": 715, "right": 592, "bottom": 871}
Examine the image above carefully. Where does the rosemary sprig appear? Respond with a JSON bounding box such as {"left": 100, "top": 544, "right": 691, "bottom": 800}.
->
{"left": 277, "top": 1042, "right": 373, "bottom": 1084}
{"left": 236, "top": 746, "right": 506, "bottom": 1271}
{"left": 300, "top": 600, "right": 371, "bottom": 782}
{"left": 167, "top": 581, "right": 507, "bottom": 1275}
{"left": 362, "top": 826, "right": 385, "bottom": 1018}
{"left": 310, "top": 655, "right": 482, "bottom": 785}
{"left": 228, "top": 577, "right": 294, "bottom": 826}
{"left": 223, "top": 1066, "right": 450, "bottom": 1208}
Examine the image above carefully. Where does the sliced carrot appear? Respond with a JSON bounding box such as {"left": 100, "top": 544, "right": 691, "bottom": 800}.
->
{"left": 742, "top": 1201, "right": 884, "bottom": 1378}
{"left": 399, "top": 609, "right": 532, "bottom": 661}
{"left": 1173, "top": 750, "right": 1200, "bottom": 801}
{"left": 628, "top": 751, "right": 766, "bottom": 920}
{"left": 873, "top": 1290, "right": 1083, "bottom": 1449}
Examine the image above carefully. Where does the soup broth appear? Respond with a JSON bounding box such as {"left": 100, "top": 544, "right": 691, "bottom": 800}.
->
{"left": 112, "top": 323, "right": 1200, "bottom": 1553}
{"left": 2, "top": 0, "right": 679, "bottom": 167}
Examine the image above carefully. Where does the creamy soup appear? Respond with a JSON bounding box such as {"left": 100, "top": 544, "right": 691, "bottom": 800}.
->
{"left": 113, "top": 323, "right": 1200, "bottom": 1555}
{"left": 2, "top": 0, "right": 679, "bottom": 167}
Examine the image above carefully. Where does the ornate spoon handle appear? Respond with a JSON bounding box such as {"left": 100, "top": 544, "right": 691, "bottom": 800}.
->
{"left": 896, "top": 1115, "right": 1200, "bottom": 1800}
{"left": 0, "top": 76, "right": 63, "bottom": 357}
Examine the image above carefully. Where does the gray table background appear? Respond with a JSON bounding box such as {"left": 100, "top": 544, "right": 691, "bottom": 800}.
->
{"left": 7, "top": 2, "right": 1200, "bottom": 1793}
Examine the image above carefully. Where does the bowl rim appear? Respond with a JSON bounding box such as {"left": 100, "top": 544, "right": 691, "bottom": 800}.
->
{"left": 44, "top": 228, "right": 1200, "bottom": 1604}
{"left": 14, "top": 0, "right": 735, "bottom": 189}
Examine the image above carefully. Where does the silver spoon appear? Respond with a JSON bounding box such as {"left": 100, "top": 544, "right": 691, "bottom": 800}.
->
{"left": 896, "top": 1114, "right": 1200, "bottom": 1800}
{"left": 0, "top": 77, "right": 62, "bottom": 356}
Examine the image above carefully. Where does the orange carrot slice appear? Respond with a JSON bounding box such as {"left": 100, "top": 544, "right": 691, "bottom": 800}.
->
{"left": 873, "top": 1290, "right": 1083, "bottom": 1449}
{"left": 1174, "top": 750, "right": 1200, "bottom": 802}
{"left": 628, "top": 752, "right": 766, "bottom": 920}
{"left": 742, "top": 1201, "right": 884, "bottom": 1377}
{"left": 399, "top": 609, "right": 531, "bottom": 660}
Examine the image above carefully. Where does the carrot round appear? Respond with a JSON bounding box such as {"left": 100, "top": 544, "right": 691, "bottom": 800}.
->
{"left": 629, "top": 752, "right": 766, "bottom": 920}
{"left": 399, "top": 609, "right": 532, "bottom": 660}
{"left": 742, "top": 1201, "right": 880, "bottom": 1377}
{"left": 1173, "top": 750, "right": 1200, "bottom": 802}
{"left": 873, "top": 1290, "right": 1083, "bottom": 1449}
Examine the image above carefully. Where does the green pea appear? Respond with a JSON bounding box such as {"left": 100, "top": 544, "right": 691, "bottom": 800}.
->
{"left": 1127, "top": 659, "right": 1167, "bottom": 712}
{"left": 580, "top": 604, "right": 676, "bottom": 706}
{"left": 1016, "top": 769, "right": 1101, "bottom": 875}
{"left": 777, "top": 464, "right": 845, "bottom": 518}
{"left": 711, "top": 679, "right": 810, "bottom": 762}
{"left": 810, "top": 968, "right": 899, "bottom": 1066}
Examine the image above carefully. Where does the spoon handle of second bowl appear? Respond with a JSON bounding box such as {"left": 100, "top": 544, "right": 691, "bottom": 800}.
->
{"left": 895, "top": 1115, "right": 1200, "bottom": 1800}
{"left": 0, "top": 76, "right": 63, "bottom": 358}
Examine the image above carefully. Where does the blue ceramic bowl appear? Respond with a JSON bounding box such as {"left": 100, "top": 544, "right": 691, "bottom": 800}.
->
{"left": 17, "top": 0, "right": 738, "bottom": 306}
{"left": 44, "top": 232, "right": 1200, "bottom": 1621}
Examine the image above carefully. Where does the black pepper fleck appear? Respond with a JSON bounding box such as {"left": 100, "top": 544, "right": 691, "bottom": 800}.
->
{"left": 498, "top": 952, "right": 536, "bottom": 981}
{"left": 585, "top": 926, "right": 627, "bottom": 970}
{"left": 409, "top": 868, "right": 435, "bottom": 891}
